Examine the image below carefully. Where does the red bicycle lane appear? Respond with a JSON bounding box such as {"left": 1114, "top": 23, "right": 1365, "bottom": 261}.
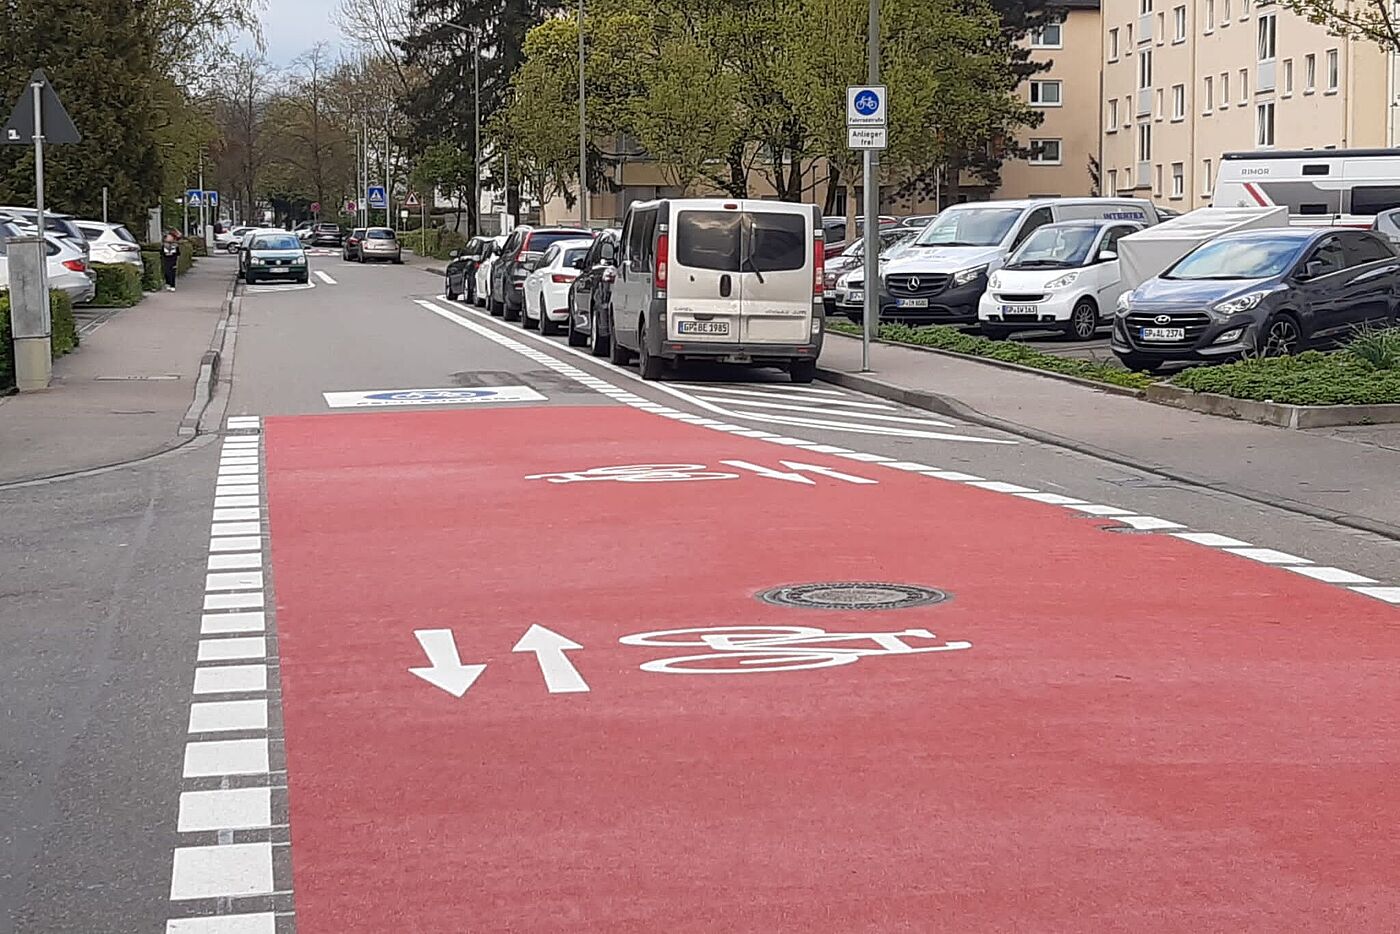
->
{"left": 264, "top": 405, "right": 1400, "bottom": 933}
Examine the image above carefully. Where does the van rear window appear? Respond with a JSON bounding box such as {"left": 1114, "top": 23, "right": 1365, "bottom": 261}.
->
{"left": 1350, "top": 186, "right": 1400, "bottom": 215}
{"left": 675, "top": 211, "right": 806, "bottom": 272}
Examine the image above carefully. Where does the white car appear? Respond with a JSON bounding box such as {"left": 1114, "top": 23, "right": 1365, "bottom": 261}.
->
{"left": 217, "top": 226, "right": 254, "bottom": 253}
{"left": 522, "top": 239, "right": 593, "bottom": 335}
{"left": 474, "top": 236, "right": 507, "bottom": 307}
{"left": 76, "top": 220, "right": 143, "bottom": 267}
{"left": 0, "top": 233, "right": 97, "bottom": 305}
{"left": 978, "top": 219, "right": 1144, "bottom": 341}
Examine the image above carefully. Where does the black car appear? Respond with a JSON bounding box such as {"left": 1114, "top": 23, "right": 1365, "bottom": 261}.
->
{"left": 489, "top": 225, "right": 592, "bottom": 321}
{"left": 309, "top": 223, "right": 343, "bottom": 247}
{"left": 342, "top": 228, "right": 367, "bottom": 261}
{"left": 444, "top": 236, "right": 493, "bottom": 303}
{"left": 565, "top": 228, "right": 622, "bottom": 355}
{"left": 1112, "top": 227, "right": 1400, "bottom": 372}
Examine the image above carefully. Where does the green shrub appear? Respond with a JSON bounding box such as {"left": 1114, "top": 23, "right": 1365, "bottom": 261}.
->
{"left": 1345, "top": 325, "right": 1400, "bottom": 371}
{"left": 177, "top": 239, "right": 195, "bottom": 274}
{"left": 92, "top": 263, "right": 144, "bottom": 307}
{"left": 0, "top": 293, "right": 10, "bottom": 388}
{"left": 1171, "top": 350, "right": 1400, "bottom": 405}
{"left": 828, "top": 320, "right": 1155, "bottom": 391}
{"left": 0, "top": 290, "right": 78, "bottom": 388}
{"left": 140, "top": 251, "right": 162, "bottom": 291}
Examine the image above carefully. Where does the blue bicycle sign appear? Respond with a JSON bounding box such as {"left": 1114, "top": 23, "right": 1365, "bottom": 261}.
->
{"left": 846, "top": 85, "right": 886, "bottom": 126}
{"left": 854, "top": 92, "right": 880, "bottom": 115}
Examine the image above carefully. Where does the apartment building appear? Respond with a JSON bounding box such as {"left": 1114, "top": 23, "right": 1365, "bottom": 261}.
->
{"left": 1101, "top": 0, "right": 1400, "bottom": 209}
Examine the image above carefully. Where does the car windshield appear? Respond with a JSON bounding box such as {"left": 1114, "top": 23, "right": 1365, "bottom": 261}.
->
{"left": 367, "top": 229, "right": 395, "bottom": 240}
{"left": 1164, "top": 237, "right": 1305, "bottom": 280}
{"left": 915, "top": 207, "right": 1023, "bottom": 247}
{"left": 1006, "top": 226, "right": 1100, "bottom": 269}
{"left": 253, "top": 235, "right": 300, "bottom": 250}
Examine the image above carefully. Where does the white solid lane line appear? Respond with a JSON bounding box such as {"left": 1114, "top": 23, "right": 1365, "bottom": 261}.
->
{"left": 315, "top": 271, "right": 337, "bottom": 284}
{"left": 672, "top": 381, "right": 849, "bottom": 398}
{"left": 689, "top": 394, "right": 956, "bottom": 427}
{"left": 677, "top": 384, "right": 900, "bottom": 409}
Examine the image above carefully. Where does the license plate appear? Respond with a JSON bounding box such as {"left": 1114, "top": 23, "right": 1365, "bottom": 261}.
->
{"left": 678, "top": 320, "right": 730, "bottom": 335}
{"left": 1140, "top": 327, "right": 1185, "bottom": 341}
{"left": 896, "top": 298, "right": 928, "bottom": 309}
{"left": 269, "top": 267, "right": 288, "bottom": 274}
{"left": 846, "top": 291, "right": 864, "bottom": 303}
{"left": 1001, "top": 304, "right": 1037, "bottom": 316}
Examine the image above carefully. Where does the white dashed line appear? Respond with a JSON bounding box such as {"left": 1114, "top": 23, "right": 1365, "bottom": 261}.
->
{"left": 315, "top": 270, "right": 337, "bottom": 284}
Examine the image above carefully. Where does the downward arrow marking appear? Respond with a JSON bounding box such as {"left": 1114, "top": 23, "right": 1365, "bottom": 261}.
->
{"left": 409, "top": 629, "right": 487, "bottom": 697}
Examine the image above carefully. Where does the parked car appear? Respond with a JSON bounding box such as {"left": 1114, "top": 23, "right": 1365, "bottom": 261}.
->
{"left": 1112, "top": 227, "right": 1400, "bottom": 372}
{"left": 823, "top": 228, "right": 916, "bottom": 315}
{"left": 293, "top": 221, "right": 316, "bottom": 241}
{"left": 1373, "top": 207, "right": 1400, "bottom": 246}
{"left": 566, "top": 228, "right": 622, "bottom": 354}
{"left": 879, "top": 198, "right": 1159, "bottom": 325}
{"left": 217, "top": 226, "right": 254, "bottom": 253}
{"left": 242, "top": 231, "right": 308, "bottom": 284}
{"left": 0, "top": 207, "right": 91, "bottom": 262}
{"left": 474, "top": 236, "right": 507, "bottom": 307}
{"left": 978, "top": 219, "right": 1145, "bottom": 340}
{"left": 489, "top": 226, "right": 593, "bottom": 320}
{"left": 75, "top": 220, "right": 143, "bottom": 268}
{"left": 899, "top": 214, "right": 940, "bottom": 229}
{"left": 0, "top": 233, "right": 96, "bottom": 305}
{"left": 821, "top": 214, "right": 898, "bottom": 258}
{"left": 522, "top": 239, "right": 593, "bottom": 335}
{"left": 343, "top": 228, "right": 367, "bottom": 262}
{"left": 357, "top": 227, "right": 401, "bottom": 263}
{"left": 237, "top": 228, "right": 286, "bottom": 279}
{"left": 606, "top": 198, "right": 824, "bottom": 382}
{"left": 834, "top": 235, "right": 921, "bottom": 321}
{"left": 309, "top": 223, "right": 344, "bottom": 247}
{"left": 444, "top": 236, "right": 493, "bottom": 303}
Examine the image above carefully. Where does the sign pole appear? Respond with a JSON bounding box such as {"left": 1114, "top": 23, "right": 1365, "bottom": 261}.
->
{"left": 32, "top": 79, "right": 47, "bottom": 299}
{"left": 862, "top": 0, "right": 880, "bottom": 373}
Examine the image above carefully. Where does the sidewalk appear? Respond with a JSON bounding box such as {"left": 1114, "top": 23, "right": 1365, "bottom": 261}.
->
{"left": 818, "top": 332, "right": 1400, "bottom": 539}
{"left": 0, "top": 258, "right": 234, "bottom": 485}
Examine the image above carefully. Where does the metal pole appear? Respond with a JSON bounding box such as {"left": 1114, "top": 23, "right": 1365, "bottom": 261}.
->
{"left": 199, "top": 149, "right": 206, "bottom": 242}
{"left": 474, "top": 35, "right": 481, "bottom": 237}
{"left": 102, "top": 187, "right": 108, "bottom": 224}
{"left": 32, "top": 79, "right": 48, "bottom": 299}
{"left": 504, "top": 151, "right": 510, "bottom": 228}
{"left": 578, "top": 0, "right": 589, "bottom": 228}
{"left": 384, "top": 115, "right": 390, "bottom": 228}
{"left": 861, "top": 0, "right": 880, "bottom": 372}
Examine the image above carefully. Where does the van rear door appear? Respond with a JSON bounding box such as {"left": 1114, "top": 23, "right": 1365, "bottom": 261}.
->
{"left": 737, "top": 201, "right": 815, "bottom": 344}
{"left": 668, "top": 206, "right": 744, "bottom": 341}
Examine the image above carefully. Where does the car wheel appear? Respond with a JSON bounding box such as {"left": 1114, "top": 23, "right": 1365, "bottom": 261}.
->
{"left": 1065, "top": 299, "right": 1099, "bottom": 341}
{"left": 608, "top": 317, "right": 631, "bottom": 365}
{"left": 539, "top": 299, "right": 559, "bottom": 336}
{"left": 504, "top": 298, "right": 521, "bottom": 322}
{"left": 393, "top": 256, "right": 403, "bottom": 264}
{"left": 1260, "top": 313, "right": 1302, "bottom": 357}
{"left": 444, "top": 281, "right": 457, "bottom": 301}
{"left": 298, "top": 274, "right": 309, "bottom": 284}
{"left": 488, "top": 291, "right": 502, "bottom": 316}
{"left": 521, "top": 297, "right": 537, "bottom": 329}
{"left": 1116, "top": 352, "right": 1168, "bottom": 375}
{"left": 590, "top": 307, "right": 611, "bottom": 358}
{"left": 789, "top": 359, "right": 818, "bottom": 384}
{"left": 566, "top": 307, "right": 587, "bottom": 346}
{"left": 638, "top": 318, "right": 665, "bottom": 380}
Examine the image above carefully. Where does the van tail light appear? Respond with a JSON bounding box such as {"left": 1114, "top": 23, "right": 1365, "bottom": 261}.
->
{"left": 62, "top": 259, "right": 86, "bottom": 272}
{"left": 655, "top": 232, "right": 668, "bottom": 290}
{"left": 551, "top": 273, "right": 574, "bottom": 283}
{"left": 813, "top": 237, "right": 825, "bottom": 296}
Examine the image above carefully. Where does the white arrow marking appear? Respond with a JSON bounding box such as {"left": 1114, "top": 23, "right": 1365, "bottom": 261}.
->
{"left": 512, "top": 624, "right": 590, "bottom": 693}
{"left": 409, "top": 629, "right": 487, "bottom": 697}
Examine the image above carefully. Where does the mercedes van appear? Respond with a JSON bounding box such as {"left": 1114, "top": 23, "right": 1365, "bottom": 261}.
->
{"left": 606, "top": 198, "right": 825, "bottom": 382}
{"left": 878, "top": 198, "right": 1159, "bottom": 324}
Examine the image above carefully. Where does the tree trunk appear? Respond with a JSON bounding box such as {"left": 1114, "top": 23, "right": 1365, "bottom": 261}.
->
{"left": 822, "top": 164, "right": 841, "bottom": 216}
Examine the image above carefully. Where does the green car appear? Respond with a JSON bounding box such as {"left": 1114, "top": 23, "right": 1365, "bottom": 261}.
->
{"left": 244, "top": 232, "right": 309, "bottom": 284}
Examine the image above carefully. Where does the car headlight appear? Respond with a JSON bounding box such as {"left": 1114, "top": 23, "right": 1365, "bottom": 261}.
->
{"left": 988, "top": 272, "right": 1002, "bottom": 289}
{"left": 250, "top": 257, "right": 265, "bottom": 266}
{"left": 953, "top": 264, "right": 988, "bottom": 286}
{"left": 1046, "top": 272, "right": 1080, "bottom": 290}
{"left": 1116, "top": 291, "right": 1132, "bottom": 313}
{"left": 1213, "top": 291, "right": 1269, "bottom": 315}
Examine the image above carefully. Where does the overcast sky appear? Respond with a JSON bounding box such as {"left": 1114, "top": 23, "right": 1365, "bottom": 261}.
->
{"left": 243, "top": 0, "right": 347, "bottom": 66}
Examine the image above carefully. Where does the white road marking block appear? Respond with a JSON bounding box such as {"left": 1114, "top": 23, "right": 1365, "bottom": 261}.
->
{"left": 1015, "top": 492, "right": 1088, "bottom": 505}
{"left": 201, "top": 612, "right": 266, "bottom": 634}
{"left": 315, "top": 270, "right": 337, "bottom": 284}
{"left": 177, "top": 788, "right": 272, "bottom": 832}
{"left": 214, "top": 496, "right": 261, "bottom": 510}
{"left": 203, "top": 592, "right": 265, "bottom": 611}
{"left": 210, "top": 536, "right": 262, "bottom": 552}
{"left": 1286, "top": 566, "right": 1377, "bottom": 584}
{"left": 205, "top": 571, "right": 264, "bottom": 591}
{"left": 188, "top": 699, "right": 268, "bottom": 733}
{"left": 182, "top": 739, "right": 269, "bottom": 778}
{"left": 218, "top": 464, "right": 260, "bottom": 477}
{"left": 214, "top": 485, "right": 259, "bottom": 499}
{"left": 1224, "top": 547, "right": 1313, "bottom": 565}
{"left": 923, "top": 471, "right": 985, "bottom": 482}
{"left": 208, "top": 553, "right": 262, "bottom": 571}
{"left": 193, "top": 665, "right": 268, "bottom": 694}
{"left": 1070, "top": 504, "right": 1134, "bottom": 516}
{"left": 1352, "top": 586, "right": 1400, "bottom": 603}
{"left": 166, "top": 914, "right": 277, "bottom": 934}
{"left": 1111, "top": 516, "right": 1186, "bottom": 531}
{"left": 198, "top": 637, "right": 267, "bottom": 661}
{"left": 1171, "top": 532, "right": 1253, "bottom": 548}
{"left": 322, "top": 386, "right": 545, "bottom": 408}
{"left": 226, "top": 417, "right": 261, "bottom": 428}
{"left": 211, "top": 522, "right": 262, "bottom": 537}
{"left": 170, "top": 842, "right": 274, "bottom": 899}
{"left": 967, "top": 481, "right": 1038, "bottom": 494}
{"left": 212, "top": 508, "right": 262, "bottom": 523}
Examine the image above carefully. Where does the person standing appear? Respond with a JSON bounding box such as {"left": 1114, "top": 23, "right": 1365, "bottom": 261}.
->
{"left": 161, "top": 229, "right": 180, "bottom": 292}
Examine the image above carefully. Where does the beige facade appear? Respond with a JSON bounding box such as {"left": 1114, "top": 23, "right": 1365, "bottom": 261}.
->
{"left": 1100, "top": 0, "right": 1399, "bottom": 209}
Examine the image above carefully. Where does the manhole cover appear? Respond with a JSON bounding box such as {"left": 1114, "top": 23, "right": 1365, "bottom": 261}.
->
{"left": 756, "top": 582, "right": 949, "bottom": 611}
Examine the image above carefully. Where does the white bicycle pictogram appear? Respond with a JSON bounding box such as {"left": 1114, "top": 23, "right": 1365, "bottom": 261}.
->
{"left": 525, "top": 464, "right": 741, "bottom": 484}
{"left": 619, "top": 626, "right": 971, "bottom": 674}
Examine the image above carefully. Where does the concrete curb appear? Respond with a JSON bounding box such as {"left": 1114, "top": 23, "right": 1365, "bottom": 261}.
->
{"left": 1145, "top": 382, "right": 1400, "bottom": 429}
{"left": 179, "top": 276, "right": 237, "bottom": 436}
{"left": 825, "top": 331, "right": 1147, "bottom": 398}
{"left": 816, "top": 364, "right": 1400, "bottom": 543}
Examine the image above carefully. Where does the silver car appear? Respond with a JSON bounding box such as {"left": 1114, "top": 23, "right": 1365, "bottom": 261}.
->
{"left": 0, "top": 232, "right": 96, "bottom": 305}
{"left": 357, "top": 227, "right": 402, "bottom": 263}
{"left": 0, "top": 207, "right": 91, "bottom": 263}
{"left": 76, "top": 220, "right": 144, "bottom": 268}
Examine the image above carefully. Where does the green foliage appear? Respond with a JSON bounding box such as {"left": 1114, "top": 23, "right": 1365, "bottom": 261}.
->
{"left": 92, "top": 263, "right": 145, "bottom": 307}
{"left": 402, "top": 227, "right": 467, "bottom": 261}
{"left": 1171, "top": 350, "right": 1400, "bottom": 405}
{"left": 140, "top": 252, "right": 163, "bottom": 291}
{"left": 1277, "top": 0, "right": 1400, "bottom": 53}
{"left": 827, "top": 319, "right": 1155, "bottom": 390}
{"left": 49, "top": 290, "right": 77, "bottom": 357}
{"left": 1345, "top": 325, "right": 1400, "bottom": 371}
{"left": 177, "top": 240, "right": 195, "bottom": 275}
{"left": 0, "top": 294, "right": 9, "bottom": 389}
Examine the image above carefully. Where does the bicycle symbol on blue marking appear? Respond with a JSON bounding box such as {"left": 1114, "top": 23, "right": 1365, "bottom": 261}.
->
{"left": 854, "top": 91, "right": 881, "bottom": 115}
{"left": 619, "top": 626, "right": 970, "bottom": 674}
{"left": 365, "top": 389, "right": 495, "bottom": 402}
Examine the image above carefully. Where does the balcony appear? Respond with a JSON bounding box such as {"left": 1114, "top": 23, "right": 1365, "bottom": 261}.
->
{"left": 1137, "top": 161, "right": 1151, "bottom": 187}
{"left": 1138, "top": 13, "right": 1153, "bottom": 42}
{"left": 1257, "top": 59, "right": 1276, "bottom": 92}
{"left": 1136, "top": 87, "right": 1153, "bottom": 117}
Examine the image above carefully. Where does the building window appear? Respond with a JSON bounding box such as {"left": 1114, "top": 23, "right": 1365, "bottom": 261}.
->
{"left": 1283, "top": 58, "right": 1293, "bottom": 95}
{"left": 1241, "top": 0, "right": 1250, "bottom": 17}
{"left": 1204, "top": 75, "right": 1214, "bottom": 111}
{"left": 1127, "top": 24, "right": 1134, "bottom": 49}
{"left": 1327, "top": 49, "right": 1339, "bottom": 91}
{"left": 1202, "top": 158, "right": 1214, "bottom": 195}
{"left": 1109, "top": 27, "right": 1120, "bottom": 60}
{"left": 1257, "top": 101, "right": 1275, "bottom": 146}
{"left": 1031, "top": 23, "right": 1063, "bottom": 47}
{"left": 1029, "top": 139, "right": 1063, "bottom": 164}
{"left": 1154, "top": 164, "right": 1163, "bottom": 197}
{"left": 1240, "top": 68, "right": 1248, "bottom": 97}
{"left": 1222, "top": 0, "right": 1231, "bottom": 22}
{"left": 1221, "top": 71, "right": 1230, "bottom": 106}
{"left": 1138, "top": 123, "right": 1153, "bottom": 161}
{"left": 1141, "top": 0, "right": 1152, "bottom": 13}
{"left": 1157, "top": 11, "right": 1166, "bottom": 42}
{"left": 1107, "top": 98, "right": 1120, "bottom": 131}
{"left": 1205, "top": 0, "right": 1215, "bottom": 30}
{"left": 1174, "top": 5, "right": 1187, "bottom": 40}
{"left": 1171, "top": 162, "right": 1184, "bottom": 198}
{"left": 1126, "top": 165, "right": 1135, "bottom": 188}
{"left": 1029, "top": 80, "right": 1063, "bottom": 106}
{"left": 1257, "top": 14, "right": 1276, "bottom": 61}
{"left": 1155, "top": 88, "right": 1164, "bottom": 119}
{"left": 1139, "top": 50, "right": 1153, "bottom": 88}
{"left": 1108, "top": 168, "right": 1119, "bottom": 193}
{"left": 1305, "top": 53, "right": 1316, "bottom": 91}
{"left": 1172, "top": 83, "right": 1186, "bottom": 119}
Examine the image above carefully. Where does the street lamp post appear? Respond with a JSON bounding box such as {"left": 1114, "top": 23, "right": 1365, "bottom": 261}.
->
{"left": 578, "top": 0, "right": 588, "bottom": 228}
{"left": 861, "top": 0, "right": 880, "bottom": 372}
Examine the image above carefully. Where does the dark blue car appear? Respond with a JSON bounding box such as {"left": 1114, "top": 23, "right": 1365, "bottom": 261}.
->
{"left": 1112, "top": 227, "right": 1400, "bottom": 372}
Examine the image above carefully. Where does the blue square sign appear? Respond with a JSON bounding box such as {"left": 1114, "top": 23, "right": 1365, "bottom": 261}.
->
{"left": 367, "top": 186, "right": 387, "bottom": 209}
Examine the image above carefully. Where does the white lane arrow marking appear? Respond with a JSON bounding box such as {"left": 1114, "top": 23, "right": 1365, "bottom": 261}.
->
{"left": 409, "top": 629, "right": 487, "bottom": 697}
{"left": 512, "top": 624, "right": 590, "bottom": 693}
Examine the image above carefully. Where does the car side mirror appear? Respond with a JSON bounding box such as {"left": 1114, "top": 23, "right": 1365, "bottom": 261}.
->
{"left": 1098, "top": 249, "right": 1118, "bottom": 263}
{"left": 1300, "top": 260, "right": 1326, "bottom": 280}
{"left": 449, "top": 250, "right": 459, "bottom": 258}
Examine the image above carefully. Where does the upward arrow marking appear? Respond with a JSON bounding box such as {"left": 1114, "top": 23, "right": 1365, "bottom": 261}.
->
{"left": 512, "top": 625, "right": 589, "bottom": 694}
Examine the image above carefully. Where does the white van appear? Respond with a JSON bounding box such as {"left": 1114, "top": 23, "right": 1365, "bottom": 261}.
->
{"left": 606, "top": 198, "right": 824, "bottom": 382}
{"left": 977, "top": 219, "right": 1145, "bottom": 340}
{"left": 1214, "top": 148, "right": 1400, "bottom": 225}
{"left": 878, "top": 198, "right": 1159, "bottom": 324}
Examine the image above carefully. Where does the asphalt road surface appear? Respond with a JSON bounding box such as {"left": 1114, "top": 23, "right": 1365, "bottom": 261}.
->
{"left": 5, "top": 253, "right": 1399, "bottom": 933}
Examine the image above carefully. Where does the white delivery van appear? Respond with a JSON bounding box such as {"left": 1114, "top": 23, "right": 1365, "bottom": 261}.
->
{"left": 1214, "top": 148, "right": 1400, "bottom": 225}
{"left": 606, "top": 198, "right": 824, "bottom": 382}
{"left": 1115, "top": 206, "right": 1290, "bottom": 296}
{"left": 878, "top": 198, "right": 1159, "bottom": 324}
{"left": 978, "top": 219, "right": 1146, "bottom": 340}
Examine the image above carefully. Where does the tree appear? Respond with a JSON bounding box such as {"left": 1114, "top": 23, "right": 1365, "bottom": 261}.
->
{"left": 212, "top": 54, "right": 276, "bottom": 225}
{"left": 1278, "top": 0, "right": 1399, "bottom": 51}
{"left": 412, "top": 141, "right": 477, "bottom": 228}
{"left": 267, "top": 45, "right": 352, "bottom": 215}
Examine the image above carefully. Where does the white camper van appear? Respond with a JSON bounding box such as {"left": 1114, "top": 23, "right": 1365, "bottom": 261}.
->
{"left": 1213, "top": 149, "right": 1400, "bottom": 225}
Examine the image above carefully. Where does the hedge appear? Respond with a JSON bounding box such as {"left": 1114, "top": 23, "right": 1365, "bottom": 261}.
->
{"left": 92, "top": 263, "right": 144, "bottom": 307}
{"left": 401, "top": 227, "right": 467, "bottom": 262}
{"left": 140, "top": 251, "right": 162, "bottom": 291}
{"left": 1170, "top": 348, "right": 1400, "bottom": 405}
{"left": 0, "top": 289, "right": 80, "bottom": 389}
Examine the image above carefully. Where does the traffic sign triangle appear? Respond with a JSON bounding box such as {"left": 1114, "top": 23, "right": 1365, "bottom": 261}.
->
{"left": 405, "top": 193, "right": 420, "bottom": 207}
{"left": 2, "top": 69, "right": 81, "bottom": 145}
